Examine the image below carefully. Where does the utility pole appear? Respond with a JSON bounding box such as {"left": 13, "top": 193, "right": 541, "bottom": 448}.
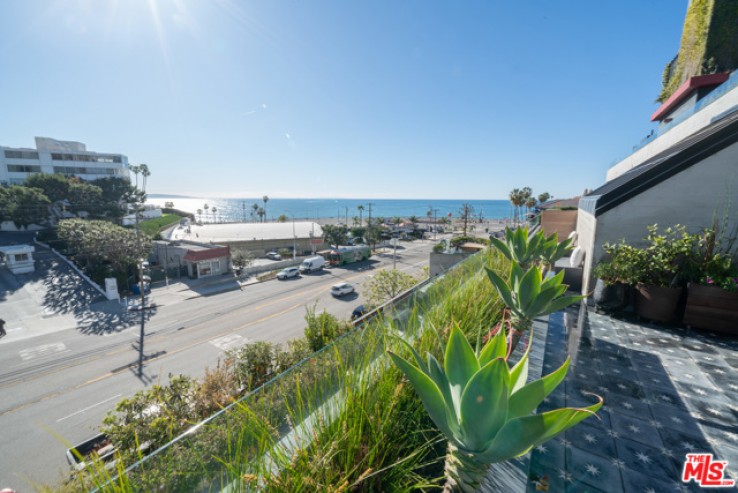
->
{"left": 345, "top": 207, "right": 348, "bottom": 226}
{"left": 434, "top": 208, "right": 439, "bottom": 239}
{"left": 130, "top": 164, "right": 150, "bottom": 378}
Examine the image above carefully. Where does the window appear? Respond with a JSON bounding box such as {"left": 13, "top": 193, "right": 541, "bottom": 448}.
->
{"left": 211, "top": 260, "right": 220, "bottom": 273}
{"left": 14, "top": 253, "right": 29, "bottom": 262}
{"left": 51, "top": 152, "right": 124, "bottom": 163}
{"left": 7, "top": 164, "right": 41, "bottom": 173}
{"left": 4, "top": 150, "right": 39, "bottom": 159}
{"left": 198, "top": 262, "right": 212, "bottom": 276}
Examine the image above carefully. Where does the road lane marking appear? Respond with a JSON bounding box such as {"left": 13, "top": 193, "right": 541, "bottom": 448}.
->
{"left": 19, "top": 342, "right": 69, "bottom": 361}
{"left": 210, "top": 334, "right": 247, "bottom": 351}
{"left": 56, "top": 393, "right": 122, "bottom": 422}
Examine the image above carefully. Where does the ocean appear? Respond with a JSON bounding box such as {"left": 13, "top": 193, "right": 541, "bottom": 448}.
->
{"left": 147, "top": 195, "right": 513, "bottom": 223}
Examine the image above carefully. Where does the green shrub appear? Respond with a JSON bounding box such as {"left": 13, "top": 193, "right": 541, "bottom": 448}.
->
{"left": 229, "top": 341, "right": 279, "bottom": 391}
{"left": 303, "top": 305, "right": 347, "bottom": 352}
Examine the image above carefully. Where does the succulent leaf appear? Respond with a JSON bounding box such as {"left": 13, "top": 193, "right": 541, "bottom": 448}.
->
{"left": 460, "top": 358, "right": 509, "bottom": 451}
{"left": 478, "top": 328, "right": 507, "bottom": 367}
{"left": 518, "top": 267, "right": 542, "bottom": 311}
{"left": 478, "top": 398, "right": 602, "bottom": 463}
{"left": 509, "top": 344, "right": 530, "bottom": 394}
{"left": 485, "top": 268, "right": 514, "bottom": 309}
{"left": 489, "top": 237, "right": 512, "bottom": 261}
{"left": 388, "top": 351, "right": 456, "bottom": 439}
{"left": 445, "top": 327, "right": 480, "bottom": 416}
{"left": 427, "top": 353, "right": 459, "bottom": 426}
{"left": 508, "top": 357, "right": 570, "bottom": 419}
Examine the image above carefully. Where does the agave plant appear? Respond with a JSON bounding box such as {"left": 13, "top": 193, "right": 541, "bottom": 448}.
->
{"left": 490, "top": 226, "right": 573, "bottom": 271}
{"left": 486, "top": 264, "right": 583, "bottom": 348}
{"left": 389, "top": 327, "right": 601, "bottom": 492}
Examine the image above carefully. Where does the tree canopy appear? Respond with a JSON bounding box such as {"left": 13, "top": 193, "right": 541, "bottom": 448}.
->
{"left": 322, "top": 224, "right": 348, "bottom": 248}
{"left": 0, "top": 185, "right": 50, "bottom": 227}
{"left": 57, "top": 218, "right": 148, "bottom": 274}
{"left": 363, "top": 269, "right": 419, "bottom": 307}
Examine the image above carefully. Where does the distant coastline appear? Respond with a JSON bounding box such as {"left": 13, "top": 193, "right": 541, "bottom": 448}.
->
{"left": 148, "top": 195, "right": 514, "bottom": 222}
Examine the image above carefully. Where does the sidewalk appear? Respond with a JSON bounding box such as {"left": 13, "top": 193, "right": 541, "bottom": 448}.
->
{"left": 145, "top": 273, "right": 256, "bottom": 306}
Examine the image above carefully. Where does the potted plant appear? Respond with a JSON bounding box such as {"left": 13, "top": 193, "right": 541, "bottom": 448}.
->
{"left": 591, "top": 246, "right": 631, "bottom": 312}
{"left": 596, "top": 225, "right": 696, "bottom": 323}
{"left": 683, "top": 224, "right": 738, "bottom": 334}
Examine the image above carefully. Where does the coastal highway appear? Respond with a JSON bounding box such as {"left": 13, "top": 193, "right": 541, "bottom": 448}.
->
{"left": 0, "top": 239, "right": 436, "bottom": 489}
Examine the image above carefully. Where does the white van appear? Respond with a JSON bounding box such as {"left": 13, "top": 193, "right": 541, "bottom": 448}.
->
{"left": 299, "top": 256, "right": 325, "bottom": 273}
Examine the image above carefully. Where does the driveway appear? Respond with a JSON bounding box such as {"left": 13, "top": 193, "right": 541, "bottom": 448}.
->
{"left": 1, "top": 233, "right": 129, "bottom": 340}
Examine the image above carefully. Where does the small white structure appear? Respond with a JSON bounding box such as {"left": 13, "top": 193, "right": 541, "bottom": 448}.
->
{"left": 0, "top": 244, "right": 36, "bottom": 274}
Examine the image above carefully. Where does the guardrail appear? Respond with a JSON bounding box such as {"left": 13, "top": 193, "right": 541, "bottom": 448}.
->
{"left": 97, "top": 250, "right": 488, "bottom": 492}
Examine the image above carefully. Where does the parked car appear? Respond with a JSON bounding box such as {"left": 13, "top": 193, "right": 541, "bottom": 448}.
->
{"left": 277, "top": 267, "right": 300, "bottom": 280}
{"left": 266, "top": 251, "right": 282, "bottom": 260}
{"left": 299, "top": 255, "right": 326, "bottom": 273}
{"left": 330, "top": 282, "right": 355, "bottom": 297}
{"left": 351, "top": 305, "right": 367, "bottom": 320}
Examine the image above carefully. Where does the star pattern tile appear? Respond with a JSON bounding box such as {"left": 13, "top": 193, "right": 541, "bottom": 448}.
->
{"left": 525, "top": 304, "right": 738, "bottom": 492}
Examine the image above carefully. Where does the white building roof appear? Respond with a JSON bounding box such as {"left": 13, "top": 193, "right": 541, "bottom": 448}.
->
{"left": 0, "top": 244, "right": 35, "bottom": 254}
{"left": 170, "top": 222, "right": 323, "bottom": 243}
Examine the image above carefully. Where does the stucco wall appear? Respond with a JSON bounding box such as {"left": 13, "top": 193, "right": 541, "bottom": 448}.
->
{"left": 575, "top": 209, "right": 597, "bottom": 293}
{"left": 583, "top": 143, "right": 738, "bottom": 293}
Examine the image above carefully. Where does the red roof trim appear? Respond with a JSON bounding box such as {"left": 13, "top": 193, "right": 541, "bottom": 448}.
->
{"left": 651, "top": 73, "right": 729, "bottom": 122}
{"left": 183, "top": 246, "right": 230, "bottom": 262}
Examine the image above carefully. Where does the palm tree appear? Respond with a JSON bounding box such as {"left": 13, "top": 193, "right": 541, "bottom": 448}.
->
{"left": 257, "top": 207, "right": 265, "bottom": 222}
{"left": 252, "top": 203, "right": 259, "bottom": 222}
{"left": 197, "top": 209, "right": 202, "bottom": 222}
{"left": 508, "top": 188, "right": 521, "bottom": 225}
{"left": 357, "top": 205, "right": 365, "bottom": 225}
{"left": 521, "top": 187, "right": 532, "bottom": 210}
{"left": 204, "top": 203, "right": 209, "bottom": 223}
{"left": 262, "top": 195, "right": 269, "bottom": 222}
{"left": 212, "top": 207, "right": 218, "bottom": 223}
{"left": 538, "top": 192, "right": 552, "bottom": 204}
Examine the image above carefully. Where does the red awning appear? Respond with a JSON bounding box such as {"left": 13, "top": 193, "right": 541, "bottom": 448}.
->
{"left": 183, "top": 246, "right": 230, "bottom": 262}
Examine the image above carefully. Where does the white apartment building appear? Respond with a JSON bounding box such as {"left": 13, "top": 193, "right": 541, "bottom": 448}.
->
{"left": 0, "top": 137, "right": 129, "bottom": 185}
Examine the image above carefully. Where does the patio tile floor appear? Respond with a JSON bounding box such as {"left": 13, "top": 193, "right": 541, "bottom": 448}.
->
{"left": 527, "top": 305, "right": 738, "bottom": 492}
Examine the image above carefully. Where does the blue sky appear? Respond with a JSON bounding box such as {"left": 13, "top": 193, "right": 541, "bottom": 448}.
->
{"left": 0, "top": 1, "right": 688, "bottom": 200}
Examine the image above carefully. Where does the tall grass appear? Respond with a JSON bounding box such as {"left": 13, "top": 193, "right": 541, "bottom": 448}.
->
{"left": 54, "top": 248, "right": 508, "bottom": 492}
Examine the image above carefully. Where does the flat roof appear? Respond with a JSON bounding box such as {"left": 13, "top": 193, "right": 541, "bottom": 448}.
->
{"left": 0, "top": 245, "right": 35, "bottom": 254}
{"left": 171, "top": 221, "right": 323, "bottom": 243}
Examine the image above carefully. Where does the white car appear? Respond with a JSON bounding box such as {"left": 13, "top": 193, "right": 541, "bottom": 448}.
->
{"left": 277, "top": 267, "right": 300, "bottom": 280}
{"left": 330, "top": 282, "right": 355, "bottom": 297}
{"left": 266, "top": 251, "right": 282, "bottom": 260}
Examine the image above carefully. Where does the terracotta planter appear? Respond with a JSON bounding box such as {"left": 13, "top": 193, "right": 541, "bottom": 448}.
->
{"left": 634, "top": 283, "right": 682, "bottom": 323}
{"left": 683, "top": 283, "right": 738, "bottom": 335}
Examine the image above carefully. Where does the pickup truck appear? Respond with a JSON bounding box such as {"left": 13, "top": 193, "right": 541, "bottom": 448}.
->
{"left": 66, "top": 433, "right": 116, "bottom": 472}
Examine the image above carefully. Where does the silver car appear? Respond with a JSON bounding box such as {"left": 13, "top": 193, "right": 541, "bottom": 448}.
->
{"left": 277, "top": 267, "right": 300, "bottom": 280}
{"left": 330, "top": 282, "right": 355, "bottom": 297}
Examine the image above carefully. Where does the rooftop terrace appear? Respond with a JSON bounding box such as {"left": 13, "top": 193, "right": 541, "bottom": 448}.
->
{"left": 527, "top": 305, "right": 738, "bottom": 492}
